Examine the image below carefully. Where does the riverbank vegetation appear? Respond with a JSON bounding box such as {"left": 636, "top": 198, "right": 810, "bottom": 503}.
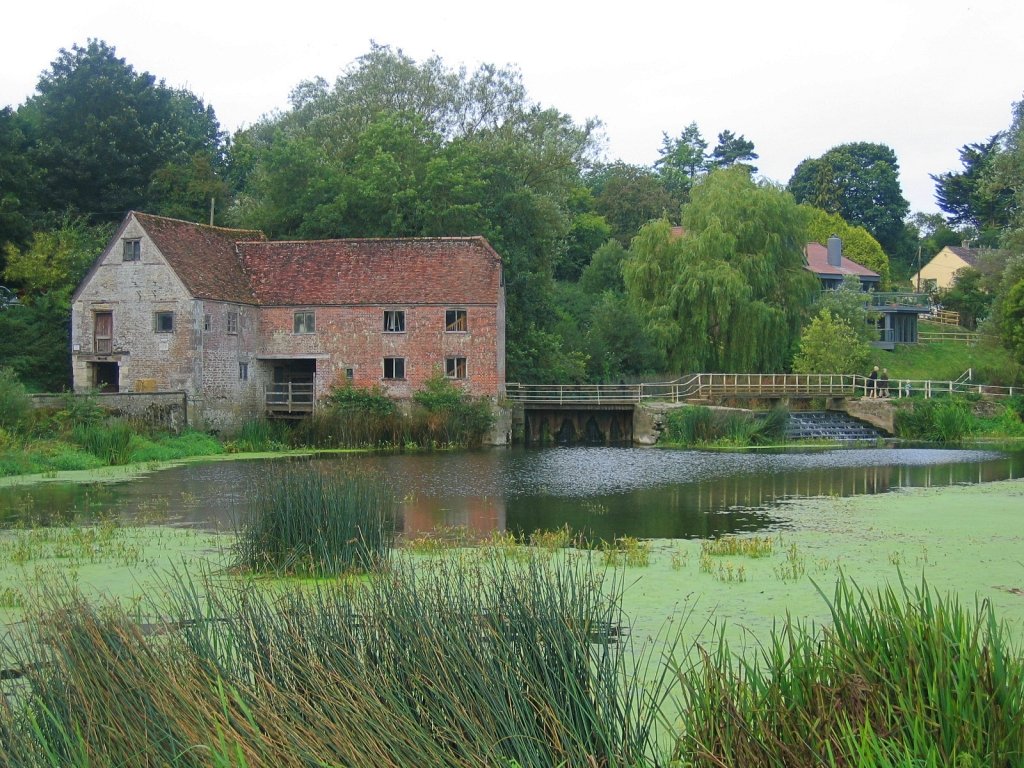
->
{"left": 0, "top": 368, "right": 495, "bottom": 479}
{"left": 1, "top": 549, "right": 1020, "bottom": 766}
{"left": 660, "top": 405, "right": 790, "bottom": 447}
{"left": 895, "top": 394, "right": 1024, "bottom": 442}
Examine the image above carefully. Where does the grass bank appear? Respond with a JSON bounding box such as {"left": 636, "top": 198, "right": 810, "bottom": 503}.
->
{"left": 878, "top": 330, "right": 1024, "bottom": 386}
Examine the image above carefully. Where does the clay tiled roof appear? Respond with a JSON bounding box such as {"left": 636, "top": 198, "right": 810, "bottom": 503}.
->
{"left": 236, "top": 238, "right": 503, "bottom": 306}
{"left": 133, "top": 212, "right": 265, "bottom": 304}
{"left": 804, "top": 242, "right": 880, "bottom": 281}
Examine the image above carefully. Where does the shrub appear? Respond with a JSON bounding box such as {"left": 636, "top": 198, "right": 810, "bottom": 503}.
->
{"left": 234, "top": 465, "right": 396, "bottom": 576}
{"left": 325, "top": 382, "right": 396, "bottom": 416}
{"left": 0, "top": 367, "right": 31, "bottom": 431}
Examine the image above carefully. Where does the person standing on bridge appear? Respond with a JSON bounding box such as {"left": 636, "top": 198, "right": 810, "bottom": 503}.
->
{"left": 867, "top": 366, "right": 879, "bottom": 398}
{"left": 879, "top": 368, "right": 890, "bottom": 398}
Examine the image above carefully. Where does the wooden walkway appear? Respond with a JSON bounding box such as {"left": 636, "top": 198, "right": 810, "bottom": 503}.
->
{"left": 504, "top": 373, "right": 1019, "bottom": 405}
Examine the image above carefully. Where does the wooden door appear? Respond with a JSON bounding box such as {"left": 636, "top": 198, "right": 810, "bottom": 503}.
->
{"left": 94, "top": 312, "right": 113, "bottom": 354}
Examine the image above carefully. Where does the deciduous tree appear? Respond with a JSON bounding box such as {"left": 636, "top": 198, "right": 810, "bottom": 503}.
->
{"left": 624, "top": 168, "right": 817, "bottom": 372}
{"left": 792, "top": 309, "right": 871, "bottom": 374}
{"left": 19, "top": 39, "right": 225, "bottom": 222}
{"left": 788, "top": 142, "right": 909, "bottom": 259}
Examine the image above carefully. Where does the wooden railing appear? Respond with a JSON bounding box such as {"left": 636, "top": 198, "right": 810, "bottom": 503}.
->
{"left": 265, "top": 381, "right": 315, "bottom": 413}
{"left": 504, "top": 373, "right": 1019, "bottom": 404}
{"left": 928, "top": 308, "right": 961, "bottom": 326}
{"left": 918, "top": 331, "right": 981, "bottom": 344}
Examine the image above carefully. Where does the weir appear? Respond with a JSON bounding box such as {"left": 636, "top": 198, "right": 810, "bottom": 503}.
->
{"left": 522, "top": 403, "right": 634, "bottom": 446}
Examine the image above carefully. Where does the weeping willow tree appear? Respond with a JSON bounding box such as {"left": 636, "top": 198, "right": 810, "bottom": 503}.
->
{"left": 623, "top": 168, "right": 818, "bottom": 372}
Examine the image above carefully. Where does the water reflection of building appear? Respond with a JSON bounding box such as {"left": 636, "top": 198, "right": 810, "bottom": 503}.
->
{"left": 401, "top": 494, "right": 506, "bottom": 538}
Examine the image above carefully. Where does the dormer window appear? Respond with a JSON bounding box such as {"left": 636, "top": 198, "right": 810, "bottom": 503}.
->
{"left": 123, "top": 239, "right": 141, "bottom": 261}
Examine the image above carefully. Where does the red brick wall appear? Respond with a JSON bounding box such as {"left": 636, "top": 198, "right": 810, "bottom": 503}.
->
{"left": 258, "top": 303, "right": 503, "bottom": 399}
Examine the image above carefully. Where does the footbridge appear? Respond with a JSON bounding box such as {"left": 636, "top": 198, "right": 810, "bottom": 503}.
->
{"left": 504, "top": 373, "right": 1019, "bottom": 445}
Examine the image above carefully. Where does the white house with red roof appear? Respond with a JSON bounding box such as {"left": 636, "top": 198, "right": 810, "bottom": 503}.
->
{"left": 71, "top": 212, "right": 506, "bottom": 429}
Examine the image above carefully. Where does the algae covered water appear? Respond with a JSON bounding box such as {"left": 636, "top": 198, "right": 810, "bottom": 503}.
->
{"left": 2, "top": 445, "right": 1021, "bottom": 540}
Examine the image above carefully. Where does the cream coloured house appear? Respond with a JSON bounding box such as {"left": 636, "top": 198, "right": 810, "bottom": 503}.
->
{"left": 911, "top": 245, "right": 981, "bottom": 291}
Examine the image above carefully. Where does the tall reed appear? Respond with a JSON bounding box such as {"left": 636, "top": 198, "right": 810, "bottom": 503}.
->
{"left": 233, "top": 464, "right": 396, "bottom": 576}
{"left": 0, "top": 556, "right": 673, "bottom": 767}
{"left": 70, "top": 419, "right": 133, "bottom": 465}
{"left": 672, "top": 575, "right": 1024, "bottom": 766}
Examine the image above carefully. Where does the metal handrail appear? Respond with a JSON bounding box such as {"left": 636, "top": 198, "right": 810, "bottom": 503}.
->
{"left": 504, "top": 372, "right": 1018, "bottom": 403}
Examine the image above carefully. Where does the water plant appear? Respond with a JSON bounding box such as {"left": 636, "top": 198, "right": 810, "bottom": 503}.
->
{"left": 71, "top": 419, "right": 133, "bottom": 465}
{"left": 233, "top": 465, "right": 396, "bottom": 576}
{"left": 671, "top": 576, "right": 1024, "bottom": 766}
{"left": 663, "top": 405, "right": 789, "bottom": 447}
{"left": 0, "top": 555, "right": 670, "bottom": 767}
{"left": 529, "top": 524, "right": 574, "bottom": 551}
{"left": 701, "top": 535, "right": 774, "bottom": 558}
{"left": 774, "top": 541, "right": 807, "bottom": 582}
{"left": 600, "top": 536, "right": 651, "bottom": 567}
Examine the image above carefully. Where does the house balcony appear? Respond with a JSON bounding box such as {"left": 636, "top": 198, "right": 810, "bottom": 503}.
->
{"left": 866, "top": 292, "right": 932, "bottom": 310}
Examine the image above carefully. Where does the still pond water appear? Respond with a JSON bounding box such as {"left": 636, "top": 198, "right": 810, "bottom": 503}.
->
{"left": 3, "top": 446, "right": 1023, "bottom": 541}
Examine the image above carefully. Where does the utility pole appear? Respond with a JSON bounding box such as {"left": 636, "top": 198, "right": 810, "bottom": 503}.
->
{"left": 917, "top": 246, "right": 925, "bottom": 294}
{"left": 209, "top": 197, "right": 215, "bottom": 226}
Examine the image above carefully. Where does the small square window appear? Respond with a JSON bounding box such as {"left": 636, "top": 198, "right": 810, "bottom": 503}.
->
{"left": 154, "top": 311, "right": 174, "bottom": 333}
{"left": 445, "top": 309, "right": 467, "bottom": 332}
{"left": 345, "top": 367, "right": 354, "bottom": 382}
{"left": 239, "top": 362, "right": 249, "bottom": 381}
{"left": 227, "top": 311, "right": 239, "bottom": 334}
{"left": 383, "top": 310, "right": 405, "bottom": 333}
{"left": 294, "top": 311, "right": 315, "bottom": 334}
{"left": 383, "top": 357, "right": 406, "bottom": 380}
{"left": 203, "top": 314, "right": 211, "bottom": 332}
{"left": 122, "top": 239, "right": 141, "bottom": 261}
{"left": 445, "top": 357, "right": 467, "bottom": 379}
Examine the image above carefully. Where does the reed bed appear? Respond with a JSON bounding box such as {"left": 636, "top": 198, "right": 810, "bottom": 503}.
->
{"left": 673, "top": 575, "right": 1024, "bottom": 767}
{"left": 0, "top": 556, "right": 672, "bottom": 767}
{"left": 663, "top": 405, "right": 789, "bottom": 447}
{"left": 69, "top": 420, "right": 133, "bottom": 465}
{"left": 232, "top": 465, "right": 396, "bottom": 576}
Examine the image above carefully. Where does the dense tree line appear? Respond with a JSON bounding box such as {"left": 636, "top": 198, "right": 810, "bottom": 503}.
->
{"left": 1, "top": 39, "right": 1022, "bottom": 389}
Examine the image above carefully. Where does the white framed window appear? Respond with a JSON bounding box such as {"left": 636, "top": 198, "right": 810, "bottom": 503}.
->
{"left": 122, "top": 239, "right": 141, "bottom": 261}
{"left": 383, "top": 309, "right": 406, "bottom": 333}
{"left": 239, "top": 362, "right": 249, "bottom": 381}
{"left": 383, "top": 357, "right": 406, "bottom": 380}
{"left": 227, "top": 311, "right": 239, "bottom": 334}
{"left": 445, "top": 309, "right": 467, "bottom": 332}
{"left": 293, "top": 311, "right": 315, "bottom": 334}
{"left": 154, "top": 311, "right": 174, "bottom": 333}
{"left": 445, "top": 356, "right": 467, "bottom": 379}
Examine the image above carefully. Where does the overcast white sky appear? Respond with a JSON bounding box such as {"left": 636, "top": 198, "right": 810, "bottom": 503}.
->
{"left": 3, "top": 0, "right": 1022, "bottom": 215}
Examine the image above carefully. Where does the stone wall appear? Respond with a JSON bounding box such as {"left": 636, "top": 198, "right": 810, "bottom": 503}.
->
{"left": 30, "top": 391, "right": 189, "bottom": 432}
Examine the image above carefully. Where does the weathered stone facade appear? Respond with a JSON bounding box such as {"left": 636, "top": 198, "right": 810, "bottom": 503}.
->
{"left": 71, "top": 212, "right": 506, "bottom": 432}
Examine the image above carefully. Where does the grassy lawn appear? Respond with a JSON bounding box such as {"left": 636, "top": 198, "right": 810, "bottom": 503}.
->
{"left": 872, "top": 327, "right": 1023, "bottom": 386}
